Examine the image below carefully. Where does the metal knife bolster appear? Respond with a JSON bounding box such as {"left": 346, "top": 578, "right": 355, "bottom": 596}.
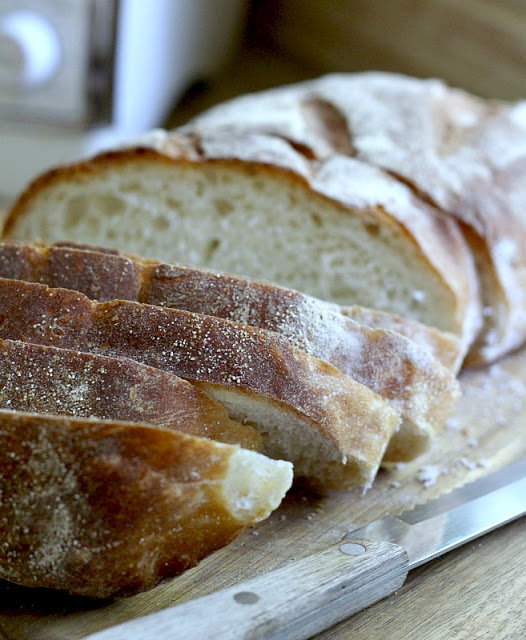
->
{"left": 346, "top": 458, "right": 526, "bottom": 569}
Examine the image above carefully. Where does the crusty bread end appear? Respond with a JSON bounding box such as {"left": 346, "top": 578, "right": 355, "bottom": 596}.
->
{"left": 0, "top": 410, "right": 292, "bottom": 598}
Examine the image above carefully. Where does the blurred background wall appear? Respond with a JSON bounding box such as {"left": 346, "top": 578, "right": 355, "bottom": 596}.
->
{"left": 168, "top": 0, "right": 526, "bottom": 125}
{"left": 250, "top": 0, "right": 526, "bottom": 99}
{"left": 1, "top": 0, "right": 525, "bottom": 199}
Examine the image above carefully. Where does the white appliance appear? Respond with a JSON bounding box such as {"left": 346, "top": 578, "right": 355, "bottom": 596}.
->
{"left": 0, "top": 0, "right": 247, "bottom": 201}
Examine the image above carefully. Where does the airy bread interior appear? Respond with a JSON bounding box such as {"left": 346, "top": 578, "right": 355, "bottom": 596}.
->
{"left": 185, "top": 71, "right": 526, "bottom": 364}
{"left": 7, "top": 160, "right": 466, "bottom": 339}
{"left": 223, "top": 447, "right": 294, "bottom": 523}
{"left": 200, "top": 384, "right": 376, "bottom": 490}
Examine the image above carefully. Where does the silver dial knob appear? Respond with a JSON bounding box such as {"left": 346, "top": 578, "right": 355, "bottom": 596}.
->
{"left": 0, "top": 9, "right": 61, "bottom": 90}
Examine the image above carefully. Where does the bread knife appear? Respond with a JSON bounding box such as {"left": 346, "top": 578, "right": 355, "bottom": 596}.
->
{"left": 83, "top": 458, "right": 526, "bottom": 640}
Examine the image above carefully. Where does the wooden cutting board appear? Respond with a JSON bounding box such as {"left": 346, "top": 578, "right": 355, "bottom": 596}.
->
{"left": 0, "top": 349, "right": 525, "bottom": 640}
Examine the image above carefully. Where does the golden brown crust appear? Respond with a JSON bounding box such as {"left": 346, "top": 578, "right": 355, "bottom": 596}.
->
{"left": 0, "top": 410, "right": 263, "bottom": 598}
{"left": 0, "top": 338, "right": 261, "bottom": 450}
{"left": 0, "top": 241, "right": 459, "bottom": 462}
{"left": 0, "top": 277, "right": 400, "bottom": 487}
{"left": 0, "top": 241, "right": 143, "bottom": 302}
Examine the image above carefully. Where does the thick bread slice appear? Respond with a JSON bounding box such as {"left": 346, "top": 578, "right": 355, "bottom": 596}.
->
{"left": 0, "top": 241, "right": 460, "bottom": 461}
{"left": 183, "top": 72, "right": 526, "bottom": 363}
{"left": 2, "top": 129, "right": 481, "bottom": 358}
{"left": 0, "top": 277, "right": 400, "bottom": 489}
{"left": 0, "top": 337, "right": 260, "bottom": 450}
{"left": 0, "top": 410, "right": 292, "bottom": 598}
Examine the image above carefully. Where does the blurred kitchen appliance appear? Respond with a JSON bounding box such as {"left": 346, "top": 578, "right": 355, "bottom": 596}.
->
{"left": 0, "top": 0, "right": 247, "bottom": 200}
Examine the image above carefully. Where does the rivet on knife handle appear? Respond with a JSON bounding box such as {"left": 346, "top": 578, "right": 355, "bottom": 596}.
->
{"left": 83, "top": 538, "right": 408, "bottom": 640}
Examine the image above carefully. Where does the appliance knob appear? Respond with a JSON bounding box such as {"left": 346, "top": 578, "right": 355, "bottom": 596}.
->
{"left": 0, "top": 9, "right": 61, "bottom": 90}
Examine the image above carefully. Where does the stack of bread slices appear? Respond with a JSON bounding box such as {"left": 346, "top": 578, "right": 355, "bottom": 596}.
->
{"left": 2, "top": 71, "right": 525, "bottom": 598}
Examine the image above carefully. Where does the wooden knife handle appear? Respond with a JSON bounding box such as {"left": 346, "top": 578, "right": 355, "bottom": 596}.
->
{"left": 84, "top": 538, "right": 408, "bottom": 640}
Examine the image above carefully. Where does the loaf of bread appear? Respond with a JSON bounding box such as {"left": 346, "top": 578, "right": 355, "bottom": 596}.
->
{"left": 0, "top": 337, "right": 260, "bottom": 450}
{"left": 183, "top": 72, "right": 526, "bottom": 363}
{"left": 1, "top": 127, "right": 482, "bottom": 359}
{"left": 0, "top": 277, "right": 400, "bottom": 488}
{"left": 0, "top": 410, "right": 292, "bottom": 598}
{"left": 5, "top": 71, "right": 514, "bottom": 600}
{"left": 0, "top": 241, "right": 460, "bottom": 462}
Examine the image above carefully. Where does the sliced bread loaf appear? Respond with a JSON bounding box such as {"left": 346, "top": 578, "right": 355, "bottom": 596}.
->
{"left": 0, "top": 410, "right": 292, "bottom": 598}
{"left": 183, "top": 71, "right": 526, "bottom": 363}
{"left": 0, "top": 241, "right": 460, "bottom": 462}
{"left": 0, "top": 337, "right": 260, "bottom": 450}
{"left": 0, "top": 277, "right": 400, "bottom": 489}
{"left": 1, "top": 128, "right": 481, "bottom": 357}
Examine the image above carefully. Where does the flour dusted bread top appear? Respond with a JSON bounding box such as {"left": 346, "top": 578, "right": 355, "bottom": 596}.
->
{"left": 184, "top": 72, "right": 526, "bottom": 363}
{"left": 0, "top": 337, "right": 260, "bottom": 450}
{"left": 0, "top": 241, "right": 461, "bottom": 462}
{"left": 0, "top": 410, "right": 292, "bottom": 598}
{"left": 340, "top": 305, "right": 463, "bottom": 373}
{"left": 2, "top": 126, "right": 481, "bottom": 356}
{"left": 0, "top": 277, "right": 400, "bottom": 489}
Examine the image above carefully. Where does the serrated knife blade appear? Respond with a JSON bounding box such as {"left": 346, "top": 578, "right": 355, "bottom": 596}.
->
{"left": 83, "top": 458, "right": 526, "bottom": 640}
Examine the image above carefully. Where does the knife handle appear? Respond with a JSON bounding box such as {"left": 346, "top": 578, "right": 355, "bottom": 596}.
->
{"left": 84, "top": 538, "right": 409, "bottom": 640}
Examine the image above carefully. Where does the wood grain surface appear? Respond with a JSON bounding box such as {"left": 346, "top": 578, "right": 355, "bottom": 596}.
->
{"left": 0, "top": 346, "right": 525, "bottom": 640}
{"left": 250, "top": 0, "right": 526, "bottom": 100}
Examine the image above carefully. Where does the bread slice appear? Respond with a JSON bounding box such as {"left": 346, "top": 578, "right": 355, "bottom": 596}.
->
{"left": 0, "top": 241, "right": 460, "bottom": 462}
{"left": 1, "top": 128, "right": 481, "bottom": 358}
{"left": 0, "top": 277, "right": 400, "bottom": 489}
{"left": 182, "top": 71, "right": 526, "bottom": 363}
{"left": 0, "top": 337, "right": 260, "bottom": 450}
{"left": 0, "top": 409, "right": 292, "bottom": 598}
